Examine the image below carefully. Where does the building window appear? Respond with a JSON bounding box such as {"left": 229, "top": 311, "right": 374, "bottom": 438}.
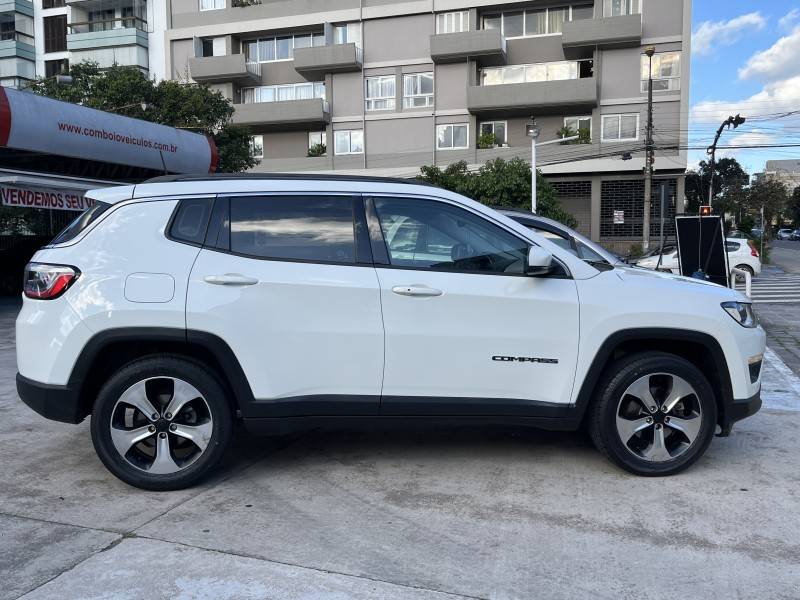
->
{"left": 44, "top": 58, "right": 69, "bottom": 78}
{"left": 43, "top": 14, "right": 67, "bottom": 53}
{"left": 334, "top": 130, "right": 364, "bottom": 155}
{"left": 333, "top": 22, "right": 360, "bottom": 46}
{"left": 479, "top": 121, "right": 507, "bottom": 145}
{"left": 564, "top": 116, "right": 592, "bottom": 137}
{"left": 365, "top": 75, "right": 395, "bottom": 111}
{"left": 403, "top": 72, "right": 433, "bottom": 108}
{"left": 200, "top": 0, "right": 225, "bottom": 10}
{"left": 641, "top": 52, "right": 681, "bottom": 92}
{"left": 42, "top": 0, "right": 66, "bottom": 8}
{"left": 604, "top": 0, "right": 640, "bottom": 17}
{"left": 601, "top": 114, "right": 639, "bottom": 142}
{"left": 436, "top": 11, "right": 469, "bottom": 34}
{"left": 437, "top": 124, "right": 469, "bottom": 150}
{"left": 482, "top": 5, "right": 590, "bottom": 38}
{"left": 309, "top": 131, "right": 327, "bottom": 154}
{"left": 243, "top": 32, "right": 325, "bottom": 63}
{"left": 481, "top": 60, "right": 592, "bottom": 85}
{"left": 242, "top": 82, "right": 325, "bottom": 104}
{"left": 250, "top": 135, "right": 264, "bottom": 159}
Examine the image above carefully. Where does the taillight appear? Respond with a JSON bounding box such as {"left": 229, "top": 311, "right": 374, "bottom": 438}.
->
{"left": 23, "top": 263, "right": 80, "bottom": 299}
{"left": 748, "top": 242, "right": 759, "bottom": 258}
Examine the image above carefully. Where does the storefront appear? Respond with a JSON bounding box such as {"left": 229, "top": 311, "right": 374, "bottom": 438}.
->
{"left": 0, "top": 86, "right": 217, "bottom": 292}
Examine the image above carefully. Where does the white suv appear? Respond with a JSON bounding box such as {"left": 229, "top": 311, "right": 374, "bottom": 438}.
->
{"left": 16, "top": 175, "right": 765, "bottom": 490}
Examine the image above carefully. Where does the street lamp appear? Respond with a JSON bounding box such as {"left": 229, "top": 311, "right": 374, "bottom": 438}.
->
{"left": 108, "top": 101, "right": 151, "bottom": 113}
{"left": 526, "top": 118, "right": 541, "bottom": 212}
{"left": 642, "top": 45, "right": 656, "bottom": 251}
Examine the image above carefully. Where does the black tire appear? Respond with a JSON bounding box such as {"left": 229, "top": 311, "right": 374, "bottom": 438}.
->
{"left": 91, "top": 355, "right": 234, "bottom": 491}
{"left": 588, "top": 352, "right": 717, "bottom": 476}
{"left": 735, "top": 264, "right": 754, "bottom": 281}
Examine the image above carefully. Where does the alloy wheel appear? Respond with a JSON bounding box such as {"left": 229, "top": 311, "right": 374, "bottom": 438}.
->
{"left": 109, "top": 377, "right": 213, "bottom": 474}
{"left": 615, "top": 373, "right": 703, "bottom": 462}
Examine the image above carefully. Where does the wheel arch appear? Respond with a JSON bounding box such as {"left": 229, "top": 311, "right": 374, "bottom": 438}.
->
{"left": 69, "top": 328, "right": 255, "bottom": 421}
{"left": 574, "top": 328, "right": 733, "bottom": 430}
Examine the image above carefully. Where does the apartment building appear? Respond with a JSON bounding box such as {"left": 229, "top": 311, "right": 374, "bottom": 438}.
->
{"left": 31, "top": 0, "right": 166, "bottom": 81}
{"left": 0, "top": 0, "right": 35, "bottom": 87}
{"left": 755, "top": 160, "right": 800, "bottom": 195}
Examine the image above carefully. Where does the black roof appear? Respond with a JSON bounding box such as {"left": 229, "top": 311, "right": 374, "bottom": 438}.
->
{"left": 144, "top": 172, "right": 437, "bottom": 187}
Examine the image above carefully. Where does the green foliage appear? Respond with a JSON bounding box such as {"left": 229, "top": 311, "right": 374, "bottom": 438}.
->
{"left": 685, "top": 158, "right": 749, "bottom": 215}
{"left": 737, "top": 214, "right": 755, "bottom": 237}
{"left": 746, "top": 179, "right": 789, "bottom": 238}
{"left": 627, "top": 243, "right": 644, "bottom": 259}
{"left": 791, "top": 186, "right": 800, "bottom": 226}
{"left": 557, "top": 126, "right": 591, "bottom": 145}
{"left": 417, "top": 158, "right": 578, "bottom": 229}
{"left": 307, "top": 143, "right": 327, "bottom": 157}
{"left": 30, "top": 61, "right": 256, "bottom": 173}
{"left": 476, "top": 132, "right": 498, "bottom": 150}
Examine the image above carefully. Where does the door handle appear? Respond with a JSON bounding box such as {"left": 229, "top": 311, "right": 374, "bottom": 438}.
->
{"left": 204, "top": 274, "right": 259, "bottom": 286}
{"left": 391, "top": 286, "right": 443, "bottom": 297}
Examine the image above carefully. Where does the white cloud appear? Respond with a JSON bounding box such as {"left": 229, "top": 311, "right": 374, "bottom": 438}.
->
{"left": 692, "top": 75, "right": 800, "bottom": 124}
{"left": 778, "top": 8, "right": 800, "bottom": 31}
{"left": 739, "top": 25, "right": 800, "bottom": 81}
{"left": 693, "top": 12, "right": 767, "bottom": 56}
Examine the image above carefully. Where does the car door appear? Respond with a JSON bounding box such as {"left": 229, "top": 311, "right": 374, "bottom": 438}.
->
{"left": 186, "top": 193, "right": 384, "bottom": 417}
{"left": 367, "top": 195, "right": 580, "bottom": 415}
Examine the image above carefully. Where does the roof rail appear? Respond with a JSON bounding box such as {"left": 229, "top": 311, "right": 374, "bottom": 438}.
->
{"left": 143, "top": 172, "right": 436, "bottom": 187}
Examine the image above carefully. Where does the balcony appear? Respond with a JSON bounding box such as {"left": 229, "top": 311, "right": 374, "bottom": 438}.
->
{"left": 562, "top": 14, "right": 642, "bottom": 55}
{"left": 189, "top": 54, "right": 261, "bottom": 85}
{"left": 467, "top": 77, "right": 598, "bottom": 117}
{"left": 67, "top": 17, "right": 148, "bottom": 50}
{"left": 430, "top": 29, "right": 507, "bottom": 66}
{"left": 294, "top": 42, "right": 362, "bottom": 79}
{"left": 232, "top": 98, "right": 330, "bottom": 130}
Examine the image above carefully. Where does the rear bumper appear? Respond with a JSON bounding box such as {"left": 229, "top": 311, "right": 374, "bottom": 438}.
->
{"left": 16, "top": 373, "right": 85, "bottom": 424}
{"left": 718, "top": 389, "right": 761, "bottom": 437}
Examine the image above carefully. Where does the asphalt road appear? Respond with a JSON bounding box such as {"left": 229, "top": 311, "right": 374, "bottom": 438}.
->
{"left": 1, "top": 300, "right": 800, "bottom": 599}
{"left": 770, "top": 240, "right": 800, "bottom": 273}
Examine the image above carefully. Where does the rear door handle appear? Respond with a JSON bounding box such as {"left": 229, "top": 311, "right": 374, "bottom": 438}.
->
{"left": 204, "top": 274, "right": 259, "bottom": 286}
{"left": 391, "top": 286, "right": 443, "bottom": 297}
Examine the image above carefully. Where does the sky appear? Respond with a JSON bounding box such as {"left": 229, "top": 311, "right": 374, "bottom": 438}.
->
{"left": 688, "top": 0, "right": 800, "bottom": 175}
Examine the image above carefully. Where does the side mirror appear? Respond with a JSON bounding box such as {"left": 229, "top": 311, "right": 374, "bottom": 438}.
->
{"left": 527, "top": 246, "right": 554, "bottom": 277}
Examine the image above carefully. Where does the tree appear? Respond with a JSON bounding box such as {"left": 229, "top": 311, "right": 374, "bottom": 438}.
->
{"left": 790, "top": 185, "right": 800, "bottom": 226}
{"left": 31, "top": 62, "right": 256, "bottom": 173}
{"left": 685, "top": 157, "right": 749, "bottom": 216}
{"left": 746, "top": 179, "right": 789, "bottom": 237}
{"left": 417, "top": 158, "right": 578, "bottom": 229}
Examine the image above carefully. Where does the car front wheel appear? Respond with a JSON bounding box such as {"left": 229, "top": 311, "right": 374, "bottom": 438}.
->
{"left": 90, "top": 355, "right": 233, "bottom": 490}
{"left": 589, "top": 352, "right": 717, "bottom": 476}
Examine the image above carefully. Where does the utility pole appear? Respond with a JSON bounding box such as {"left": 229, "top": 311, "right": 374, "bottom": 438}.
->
{"left": 707, "top": 114, "right": 746, "bottom": 225}
{"left": 642, "top": 46, "right": 656, "bottom": 251}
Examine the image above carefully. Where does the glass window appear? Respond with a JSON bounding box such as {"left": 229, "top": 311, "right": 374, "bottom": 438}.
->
{"left": 403, "top": 72, "right": 434, "bottom": 108}
{"left": 437, "top": 11, "right": 469, "bottom": 34}
{"left": 481, "top": 68, "right": 503, "bottom": 86}
{"left": 51, "top": 202, "right": 111, "bottom": 245}
{"left": 294, "top": 34, "right": 312, "bottom": 49}
{"left": 43, "top": 14, "right": 67, "bottom": 52}
{"left": 483, "top": 14, "right": 501, "bottom": 30}
{"left": 483, "top": 61, "right": 587, "bottom": 86}
{"left": 504, "top": 65, "right": 525, "bottom": 84}
{"left": 259, "top": 38, "right": 275, "bottom": 62}
{"left": 170, "top": 198, "right": 214, "bottom": 245}
{"left": 480, "top": 121, "right": 507, "bottom": 145}
{"left": 641, "top": 52, "right": 681, "bottom": 92}
{"left": 334, "top": 130, "right": 363, "bottom": 155}
{"left": 276, "top": 36, "right": 292, "bottom": 59}
{"left": 242, "top": 82, "right": 325, "bottom": 104}
{"left": 572, "top": 5, "right": 594, "bottom": 19}
{"left": 365, "top": 75, "right": 396, "bottom": 111}
{"left": 374, "top": 197, "right": 528, "bottom": 274}
{"left": 526, "top": 63, "right": 547, "bottom": 82}
{"left": 538, "top": 230, "right": 575, "bottom": 254}
{"left": 249, "top": 135, "right": 263, "bottom": 158}
{"left": 230, "top": 196, "right": 355, "bottom": 264}
{"left": 437, "top": 124, "right": 469, "bottom": 150}
{"left": 726, "top": 242, "right": 741, "bottom": 252}
{"left": 200, "top": 0, "right": 224, "bottom": 10}
{"left": 604, "top": 0, "right": 640, "bottom": 17}
{"left": 504, "top": 11, "right": 524, "bottom": 37}
{"left": 547, "top": 7, "right": 568, "bottom": 33}
{"left": 525, "top": 9, "right": 547, "bottom": 35}
{"left": 602, "top": 114, "right": 639, "bottom": 141}
{"left": 308, "top": 131, "right": 327, "bottom": 151}
{"left": 564, "top": 116, "right": 592, "bottom": 136}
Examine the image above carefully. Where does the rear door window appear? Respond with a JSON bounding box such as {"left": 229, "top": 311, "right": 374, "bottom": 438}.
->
{"left": 229, "top": 195, "right": 356, "bottom": 264}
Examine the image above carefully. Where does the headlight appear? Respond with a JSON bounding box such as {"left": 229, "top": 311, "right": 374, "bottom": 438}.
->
{"left": 721, "top": 301, "right": 758, "bottom": 328}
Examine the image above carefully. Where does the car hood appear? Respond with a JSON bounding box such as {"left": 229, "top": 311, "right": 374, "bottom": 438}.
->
{"left": 613, "top": 265, "right": 748, "bottom": 300}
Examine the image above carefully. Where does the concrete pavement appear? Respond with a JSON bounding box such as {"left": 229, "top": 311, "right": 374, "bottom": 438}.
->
{"left": 2, "top": 301, "right": 800, "bottom": 599}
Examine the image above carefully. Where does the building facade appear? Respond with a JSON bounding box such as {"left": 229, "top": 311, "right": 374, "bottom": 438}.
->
{"left": 756, "top": 160, "right": 800, "bottom": 196}
{"left": 0, "top": 0, "right": 35, "bottom": 87}
{"left": 30, "top": 0, "right": 165, "bottom": 81}
{"left": 166, "top": 0, "right": 691, "bottom": 246}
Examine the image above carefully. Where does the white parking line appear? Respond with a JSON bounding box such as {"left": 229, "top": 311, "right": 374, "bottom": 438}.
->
{"left": 760, "top": 347, "right": 800, "bottom": 412}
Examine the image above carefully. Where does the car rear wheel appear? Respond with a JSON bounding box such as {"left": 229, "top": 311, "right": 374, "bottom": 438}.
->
{"left": 588, "top": 352, "right": 717, "bottom": 476}
{"left": 734, "top": 264, "right": 754, "bottom": 282}
{"left": 91, "top": 355, "right": 233, "bottom": 490}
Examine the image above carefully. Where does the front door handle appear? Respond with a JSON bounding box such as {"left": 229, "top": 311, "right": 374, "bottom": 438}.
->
{"left": 204, "top": 274, "right": 259, "bottom": 286}
{"left": 391, "top": 286, "right": 443, "bottom": 297}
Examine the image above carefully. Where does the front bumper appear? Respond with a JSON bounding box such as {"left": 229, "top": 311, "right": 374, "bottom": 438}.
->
{"left": 16, "top": 373, "right": 85, "bottom": 424}
{"left": 718, "top": 388, "right": 762, "bottom": 437}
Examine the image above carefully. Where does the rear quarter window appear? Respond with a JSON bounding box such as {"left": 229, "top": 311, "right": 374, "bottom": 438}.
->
{"left": 169, "top": 198, "right": 214, "bottom": 246}
{"left": 50, "top": 201, "right": 112, "bottom": 245}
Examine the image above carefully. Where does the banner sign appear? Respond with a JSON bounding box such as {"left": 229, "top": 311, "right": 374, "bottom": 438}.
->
{"left": 0, "top": 87, "right": 218, "bottom": 174}
{"left": 0, "top": 184, "right": 94, "bottom": 212}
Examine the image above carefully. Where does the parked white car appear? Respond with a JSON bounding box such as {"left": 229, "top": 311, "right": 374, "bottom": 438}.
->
{"left": 16, "top": 175, "right": 765, "bottom": 489}
{"left": 636, "top": 238, "right": 761, "bottom": 278}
